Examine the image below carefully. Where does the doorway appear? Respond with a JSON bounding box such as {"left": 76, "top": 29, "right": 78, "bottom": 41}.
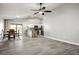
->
{"left": 9, "top": 24, "right": 23, "bottom": 35}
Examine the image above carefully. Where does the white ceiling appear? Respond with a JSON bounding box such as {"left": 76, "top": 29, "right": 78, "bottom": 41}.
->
{"left": 0, "top": 3, "right": 62, "bottom": 19}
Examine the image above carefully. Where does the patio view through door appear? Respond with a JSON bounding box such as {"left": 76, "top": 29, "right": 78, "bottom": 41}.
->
{"left": 9, "top": 24, "right": 23, "bottom": 35}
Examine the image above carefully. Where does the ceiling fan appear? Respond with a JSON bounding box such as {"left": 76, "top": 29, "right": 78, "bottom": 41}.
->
{"left": 32, "top": 3, "right": 52, "bottom": 15}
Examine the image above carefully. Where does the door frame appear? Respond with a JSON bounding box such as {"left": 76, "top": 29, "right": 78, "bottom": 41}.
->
{"left": 9, "top": 23, "right": 23, "bottom": 34}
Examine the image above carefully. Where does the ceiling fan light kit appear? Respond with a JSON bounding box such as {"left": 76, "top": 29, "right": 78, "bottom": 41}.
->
{"left": 42, "top": 13, "right": 44, "bottom": 15}
{"left": 39, "top": 11, "right": 43, "bottom": 14}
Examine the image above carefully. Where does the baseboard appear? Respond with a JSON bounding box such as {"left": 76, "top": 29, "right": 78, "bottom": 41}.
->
{"left": 44, "top": 36, "right": 79, "bottom": 46}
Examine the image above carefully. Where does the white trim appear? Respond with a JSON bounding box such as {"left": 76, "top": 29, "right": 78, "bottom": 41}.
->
{"left": 44, "top": 36, "right": 79, "bottom": 46}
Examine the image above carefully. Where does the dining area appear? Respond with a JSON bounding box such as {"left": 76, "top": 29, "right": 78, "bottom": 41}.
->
{"left": 2, "top": 29, "right": 19, "bottom": 40}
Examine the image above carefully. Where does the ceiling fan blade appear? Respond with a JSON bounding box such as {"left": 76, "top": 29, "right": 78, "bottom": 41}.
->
{"left": 34, "top": 12, "right": 39, "bottom": 15}
{"left": 44, "top": 10, "right": 52, "bottom": 12}
{"left": 32, "top": 9, "right": 39, "bottom": 11}
{"left": 42, "top": 7, "right": 46, "bottom": 10}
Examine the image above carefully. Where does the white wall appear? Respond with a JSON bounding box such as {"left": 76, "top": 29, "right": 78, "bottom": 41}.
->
{"left": 43, "top": 3, "right": 79, "bottom": 44}
{"left": 0, "top": 18, "right": 4, "bottom": 38}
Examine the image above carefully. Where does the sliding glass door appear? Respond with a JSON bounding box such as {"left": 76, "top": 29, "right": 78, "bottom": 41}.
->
{"left": 9, "top": 24, "right": 23, "bottom": 35}
{"left": 17, "top": 24, "right": 23, "bottom": 34}
{"left": 10, "top": 24, "right": 16, "bottom": 31}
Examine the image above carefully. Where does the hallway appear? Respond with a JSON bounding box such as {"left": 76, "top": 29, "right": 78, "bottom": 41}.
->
{"left": 0, "top": 36, "right": 79, "bottom": 55}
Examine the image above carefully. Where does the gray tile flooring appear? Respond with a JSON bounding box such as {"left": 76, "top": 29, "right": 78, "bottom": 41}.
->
{"left": 0, "top": 36, "right": 79, "bottom": 55}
